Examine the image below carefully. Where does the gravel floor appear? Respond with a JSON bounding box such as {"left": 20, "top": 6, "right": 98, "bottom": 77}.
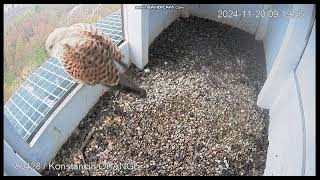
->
{"left": 43, "top": 16, "right": 269, "bottom": 176}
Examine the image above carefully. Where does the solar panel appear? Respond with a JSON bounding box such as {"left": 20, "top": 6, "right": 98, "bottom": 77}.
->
{"left": 4, "top": 8, "right": 124, "bottom": 144}
{"left": 4, "top": 57, "right": 77, "bottom": 143}
{"left": 95, "top": 9, "right": 124, "bottom": 45}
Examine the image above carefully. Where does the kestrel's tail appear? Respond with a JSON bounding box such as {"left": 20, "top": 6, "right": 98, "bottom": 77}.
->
{"left": 116, "top": 74, "right": 146, "bottom": 98}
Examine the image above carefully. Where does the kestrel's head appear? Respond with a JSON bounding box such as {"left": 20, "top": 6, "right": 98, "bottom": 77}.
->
{"left": 45, "top": 27, "right": 70, "bottom": 57}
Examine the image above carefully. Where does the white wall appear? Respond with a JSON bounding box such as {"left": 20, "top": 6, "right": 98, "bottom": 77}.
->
{"left": 123, "top": 4, "right": 149, "bottom": 69}
{"left": 259, "top": 4, "right": 315, "bottom": 176}
{"left": 148, "top": 6, "right": 180, "bottom": 45}
{"left": 187, "top": 4, "right": 262, "bottom": 35}
{"left": 264, "top": 23, "right": 315, "bottom": 175}
{"left": 257, "top": 4, "right": 314, "bottom": 108}
{"left": 295, "top": 23, "right": 315, "bottom": 176}
{"left": 124, "top": 4, "right": 181, "bottom": 67}
{"left": 263, "top": 4, "right": 292, "bottom": 74}
{"left": 263, "top": 73, "right": 304, "bottom": 175}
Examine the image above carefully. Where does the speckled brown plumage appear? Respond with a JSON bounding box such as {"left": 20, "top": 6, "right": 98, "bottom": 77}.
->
{"left": 46, "top": 23, "right": 123, "bottom": 86}
{"left": 45, "top": 23, "right": 146, "bottom": 97}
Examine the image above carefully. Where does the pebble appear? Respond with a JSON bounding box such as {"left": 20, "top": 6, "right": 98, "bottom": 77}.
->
{"left": 144, "top": 68, "right": 150, "bottom": 73}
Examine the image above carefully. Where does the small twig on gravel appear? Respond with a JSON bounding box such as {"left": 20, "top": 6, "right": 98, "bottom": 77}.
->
{"left": 81, "top": 127, "right": 96, "bottom": 151}
{"left": 79, "top": 127, "right": 96, "bottom": 176}
{"left": 79, "top": 153, "right": 90, "bottom": 176}
{"left": 114, "top": 91, "right": 120, "bottom": 99}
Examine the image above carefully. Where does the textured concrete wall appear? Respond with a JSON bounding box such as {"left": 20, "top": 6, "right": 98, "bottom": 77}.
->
{"left": 148, "top": 6, "right": 180, "bottom": 45}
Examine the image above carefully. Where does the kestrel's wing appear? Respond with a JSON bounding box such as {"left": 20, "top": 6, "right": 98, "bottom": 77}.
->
{"left": 61, "top": 32, "right": 120, "bottom": 87}
{"left": 69, "top": 23, "right": 129, "bottom": 71}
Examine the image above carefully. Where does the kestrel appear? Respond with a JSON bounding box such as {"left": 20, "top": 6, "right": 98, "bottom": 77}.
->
{"left": 45, "top": 23, "right": 146, "bottom": 97}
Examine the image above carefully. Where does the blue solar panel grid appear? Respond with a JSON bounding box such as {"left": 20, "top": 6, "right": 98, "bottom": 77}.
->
{"left": 4, "top": 57, "right": 77, "bottom": 142}
{"left": 95, "top": 9, "right": 124, "bottom": 45}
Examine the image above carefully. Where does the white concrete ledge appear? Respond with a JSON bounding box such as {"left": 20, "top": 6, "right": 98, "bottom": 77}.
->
{"left": 4, "top": 140, "right": 41, "bottom": 176}
{"left": 257, "top": 4, "right": 314, "bottom": 109}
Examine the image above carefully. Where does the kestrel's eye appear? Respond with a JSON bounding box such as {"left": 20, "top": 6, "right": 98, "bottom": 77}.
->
{"left": 49, "top": 45, "right": 53, "bottom": 49}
